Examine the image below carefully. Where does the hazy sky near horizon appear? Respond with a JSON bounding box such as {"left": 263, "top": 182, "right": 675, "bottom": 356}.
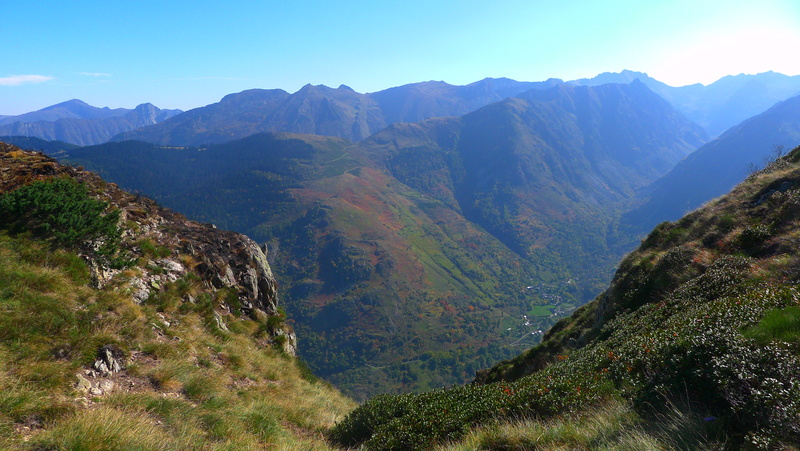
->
{"left": 3, "top": 0, "right": 800, "bottom": 115}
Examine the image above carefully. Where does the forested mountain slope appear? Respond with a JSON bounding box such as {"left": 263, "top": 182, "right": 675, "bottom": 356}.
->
{"left": 332, "top": 145, "right": 800, "bottom": 450}
{"left": 61, "top": 134, "right": 543, "bottom": 400}
{"left": 362, "top": 81, "right": 706, "bottom": 294}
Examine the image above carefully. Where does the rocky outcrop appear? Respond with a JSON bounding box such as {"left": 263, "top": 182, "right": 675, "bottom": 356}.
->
{"left": 0, "top": 143, "right": 293, "bottom": 353}
{"left": 106, "top": 205, "right": 281, "bottom": 317}
{"left": 93, "top": 345, "right": 124, "bottom": 376}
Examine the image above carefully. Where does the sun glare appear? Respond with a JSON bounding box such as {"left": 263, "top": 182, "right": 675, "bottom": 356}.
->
{"left": 651, "top": 24, "right": 800, "bottom": 86}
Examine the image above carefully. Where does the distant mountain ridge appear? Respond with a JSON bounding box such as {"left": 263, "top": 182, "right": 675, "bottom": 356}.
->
{"left": 623, "top": 92, "right": 800, "bottom": 233}
{"left": 0, "top": 101, "right": 182, "bottom": 146}
{"left": 572, "top": 70, "right": 800, "bottom": 136}
{"left": 112, "top": 78, "right": 563, "bottom": 146}
{"left": 0, "top": 99, "right": 132, "bottom": 125}
{"left": 120, "top": 71, "right": 800, "bottom": 146}
{"left": 370, "top": 77, "right": 563, "bottom": 125}
{"left": 9, "top": 71, "right": 800, "bottom": 148}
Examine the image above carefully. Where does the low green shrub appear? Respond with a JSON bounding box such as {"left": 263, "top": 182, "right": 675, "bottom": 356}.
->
{"left": 717, "top": 214, "right": 736, "bottom": 233}
{"left": 737, "top": 224, "right": 771, "bottom": 252}
{"left": 0, "top": 177, "right": 128, "bottom": 267}
{"left": 138, "top": 238, "right": 171, "bottom": 258}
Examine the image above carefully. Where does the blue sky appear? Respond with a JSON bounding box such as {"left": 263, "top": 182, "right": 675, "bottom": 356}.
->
{"left": 3, "top": 0, "right": 800, "bottom": 115}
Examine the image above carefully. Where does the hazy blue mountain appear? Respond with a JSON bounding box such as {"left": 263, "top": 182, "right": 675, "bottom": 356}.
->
{"left": 571, "top": 70, "right": 800, "bottom": 137}
{"left": 112, "top": 89, "right": 292, "bottom": 146}
{"left": 0, "top": 102, "right": 182, "bottom": 146}
{"left": 686, "top": 71, "right": 800, "bottom": 136}
{"left": 112, "top": 79, "right": 563, "bottom": 146}
{"left": 623, "top": 93, "right": 800, "bottom": 233}
{"left": 363, "top": 81, "right": 707, "bottom": 296}
{"left": 370, "top": 77, "right": 562, "bottom": 124}
{"left": 0, "top": 99, "right": 132, "bottom": 125}
{"left": 263, "top": 84, "right": 385, "bottom": 142}
{"left": 111, "top": 86, "right": 378, "bottom": 145}
{"left": 570, "top": 70, "right": 668, "bottom": 88}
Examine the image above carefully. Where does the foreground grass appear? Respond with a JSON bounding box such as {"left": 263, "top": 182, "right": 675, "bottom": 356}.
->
{"left": 437, "top": 400, "right": 657, "bottom": 451}
{"left": 436, "top": 397, "right": 735, "bottom": 451}
{"left": 0, "top": 231, "right": 355, "bottom": 449}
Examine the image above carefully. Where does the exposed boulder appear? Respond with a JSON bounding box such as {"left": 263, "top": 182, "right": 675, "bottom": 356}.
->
{"left": 93, "top": 345, "right": 124, "bottom": 376}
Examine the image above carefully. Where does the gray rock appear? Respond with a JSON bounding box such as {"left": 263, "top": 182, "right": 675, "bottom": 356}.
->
{"left": 213, "top": 311, "right": 229, "bottom": 331}
{"left": 75, "top": 374, "right": 92, "bottom": 393}
{"left": 157, "top": 258, "right": 185, "bottom": 274}
{"left": 93, "top": 346, "right": 124, "bottom": 375}
{"left": 129, "top": 277, "right": 150, "bottom": 303}
{"left": 99, "top": 380, "right": 114, "bottom": 393}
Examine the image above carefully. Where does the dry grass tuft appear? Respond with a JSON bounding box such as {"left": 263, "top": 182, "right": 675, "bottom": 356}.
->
{"left": 436, "top": 399, "right": 668, "bottom": 451}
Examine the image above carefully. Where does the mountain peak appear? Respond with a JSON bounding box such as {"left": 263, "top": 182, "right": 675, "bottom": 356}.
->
{"left": 133, "top": 102, "right": 157, "bottom": 110}
{"left": 42, "top": 99, "right": 92, "bottom": 111}
{"left": 619, "top": 69, "right": 649, "bottom": 77}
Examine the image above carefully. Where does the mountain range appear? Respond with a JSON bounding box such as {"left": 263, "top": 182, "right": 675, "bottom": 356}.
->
{"left": 624, "top": 92, "right": 800, "bottom": 232}
{"left": 113, "top": 71, "right": 800, "bottom": 145}
{"left": 111, "top": 78, "right": 561, "bottom": 145}
{"left": 6, "top": 70, "right": 800, "bottom": 400}
{"left": 0, "top": 100, "right": 181, "bottom": 146}
{"left": 6, "top": 70, "right": 799, "bottom": 149}
{"left": 572, "top": 69, "right": 800, "bottom": 137}
{"left": 0, "top": 99, "right": 133, "bottom": 124}
{"left": 59, "top": 80, "right": 706, "bottom": 399}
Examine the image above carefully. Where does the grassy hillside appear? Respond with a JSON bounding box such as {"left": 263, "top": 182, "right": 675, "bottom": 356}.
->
{"left": 330, "top": 146, "right": 800, "bottom": 450}
{"left": 0, "top": 145, "right": 355, "bottom": 449}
